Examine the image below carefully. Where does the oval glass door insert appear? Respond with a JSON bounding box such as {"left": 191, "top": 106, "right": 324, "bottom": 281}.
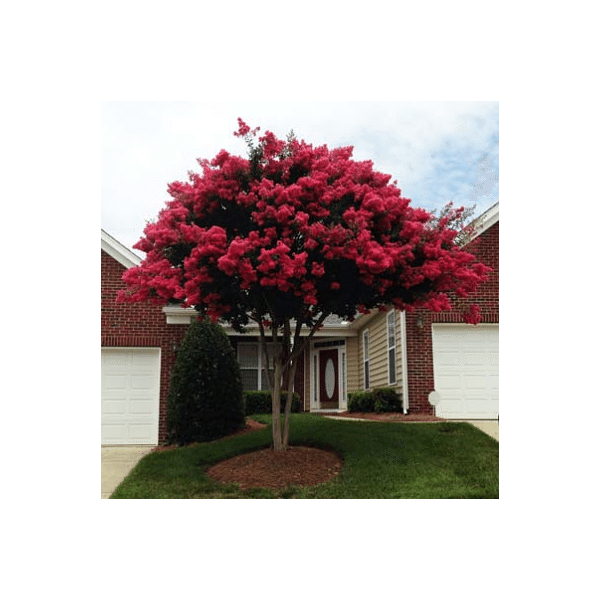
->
{"left": 325, "top": 358, "right": 336, "bottom": 399}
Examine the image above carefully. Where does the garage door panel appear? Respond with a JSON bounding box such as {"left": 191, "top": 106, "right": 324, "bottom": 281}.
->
{"left": 101, "top": 348, "right": 160, "bottom": 444}
{"left": 131, "top": 351, "right": 158, "bottom": 366}
{"left": 102, "top": 399, "right": 128, "bottom": 414}
{"left": 129, "top": 398, "right": 155, "bottom": 414}
{"left": 128, "top": 423, "right": 156, "bottom": 439}
{"left": 130, "top": 374, "right": 155, "bottom": 390}
{"left": 436, "top": 374, "right": 462, "bottom": 390}
{"left": 464, "top": 352, "right": 488, "bottom": 366}
{"left": 103, "top": 374, "right": 128, "bottom": 390}
{"left": 432, "top": 325, "right": 499, "bottom": 419}
{"left": 104, "top": 354, "right": 130, "bottom": 366}
{"left": 102, "top": 423, "right": 125, "bottom": 435}
{"left": 464, "top": 374, "right": 487, "bottom": 390}
{"left": 490, "top": 373, "right": 499, "bottom": 390}
{"left": 465, "top": 397, "right": 498, "bottom": 414}
{"left": 440, "top": 399, "right": 467, "bottom": 416}
{"left": 436, "top": 351, "right": 461, "bottom": 366}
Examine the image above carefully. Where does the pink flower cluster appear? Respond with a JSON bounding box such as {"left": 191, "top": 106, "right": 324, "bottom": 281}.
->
{"left": 119, "top": 119, "right": 491, "bottom": 326}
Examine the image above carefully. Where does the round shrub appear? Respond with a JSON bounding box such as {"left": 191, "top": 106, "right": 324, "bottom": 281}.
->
{"left": 372, "top": 387, "right": 402, "bottom": 413}
{"left": 244, "top": 390, "right": 301, "bottom": 415}
{"left": 348, "top": 391, "right": 373, "bottom": 412}
{"left": 166, "top": 318, "right": 245, "bottom": 445}
{"left": 348, "top": 389, "right": 402, "bottom": 413}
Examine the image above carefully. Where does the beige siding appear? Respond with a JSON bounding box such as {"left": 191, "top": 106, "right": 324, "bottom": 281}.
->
{"left": 346, "top": 336, "right": 359, "bottom": 393}
{"left": 369, "top": 312, "right": 388, "bottom": 389}
{"left": 301, "top": 309, "right": 404, "bottom": 410}
{"left": 303, "top": 346, "right": 311, "bottom": 410}
{"left": 356, "top": 310, "right": 403, "bottom": 395}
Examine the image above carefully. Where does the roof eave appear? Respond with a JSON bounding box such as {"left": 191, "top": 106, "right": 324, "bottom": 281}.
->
{"left": 101, "top": 229, "right": 141, "bottom": 268}
{"left": 462, "top": 202, "right": 499, "bottom": 245}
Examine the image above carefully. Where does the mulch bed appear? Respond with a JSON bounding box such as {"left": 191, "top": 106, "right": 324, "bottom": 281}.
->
{"left": 206, "top": 445, "right": 343, "bottom": 490}
{"left": 157, "top": 414, "right": 442, "bottom": 490}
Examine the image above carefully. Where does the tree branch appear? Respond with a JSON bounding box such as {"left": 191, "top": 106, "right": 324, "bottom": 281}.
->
{"left": 257, "top": 318, "right": 274, "bottom": 392}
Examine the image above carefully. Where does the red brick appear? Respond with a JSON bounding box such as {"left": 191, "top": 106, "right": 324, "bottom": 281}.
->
{"left": 405, "top": 221, "right": 499, "bottom": 415}
{"left": 101, "top": 250, "right": 189, "bottom": 443}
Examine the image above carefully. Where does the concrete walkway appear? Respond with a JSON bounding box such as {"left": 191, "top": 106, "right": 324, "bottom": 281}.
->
{"left": 101, "top": 445, "right": 155, "bottom": 499}
{"left": 461, "top": 420, "right": 499, "bottom": 441}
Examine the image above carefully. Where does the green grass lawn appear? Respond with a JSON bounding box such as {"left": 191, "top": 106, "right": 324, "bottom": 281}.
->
{"left": 110, "top": 414, "right": 499, "bottom": 499}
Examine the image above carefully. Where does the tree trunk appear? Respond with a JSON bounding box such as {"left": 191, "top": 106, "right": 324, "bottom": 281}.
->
{"left": 271, "top": 356, "right": 283, "bottom": 451}
{"left": 258, "top": 313, "right": 329, "bottom": 452}
{"left": 258, "top": 320, "right": 284, "bottom": 451}
{"left": 282, "top": 356, "right": 298, "bottom": 450}
{"left": 282, "top": 318, "right": 303, "bottom": 450}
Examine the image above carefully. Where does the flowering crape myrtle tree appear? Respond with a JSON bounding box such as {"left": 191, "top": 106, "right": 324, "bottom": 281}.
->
{"left": 119, "top": 119, "right": 491, "bottom": 451}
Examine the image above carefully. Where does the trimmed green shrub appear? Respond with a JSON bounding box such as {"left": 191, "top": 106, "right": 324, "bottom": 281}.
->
{"left": 166, "top": 319, "right": 245, "bottom": 446}
{"left": 372, "top": 387, "right": 402, "bottom": 413}
{"left": 244, "top": 390, "right": 301, "bottom": 415}
{"left": 348, "top": 388, "right": 403, "bottom": 413}
{"left": 348, "top": 391, "right": 374, "bottom": 412}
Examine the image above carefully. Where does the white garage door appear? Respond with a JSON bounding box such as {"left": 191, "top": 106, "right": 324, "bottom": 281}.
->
{"left": 101, "top": 348, "right": 161, "bottom": 444}
{"left": 432, "top": 324, "right": 499, "bottom": 419}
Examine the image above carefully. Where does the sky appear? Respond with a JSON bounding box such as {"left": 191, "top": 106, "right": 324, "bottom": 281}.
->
{"left": 102, "top": 101, "right": 499, "bottom": 254}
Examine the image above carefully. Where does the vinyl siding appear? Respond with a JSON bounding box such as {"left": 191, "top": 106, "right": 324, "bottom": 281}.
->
{"left": 303, "top": 346, "right": 311, "bottom": 411}
{"left": 357, "top": 310, "right": 403, "bottom": 395}
{"left": 346, "top": 336, "right": 360, "bottom": 394}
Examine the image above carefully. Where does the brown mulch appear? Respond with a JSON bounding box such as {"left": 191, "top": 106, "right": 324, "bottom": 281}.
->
{"left": 206, "top": 445, "right": 343, "bottom": 490}
{"left": 322, "top": 411, "right": 446, "bottom": 422}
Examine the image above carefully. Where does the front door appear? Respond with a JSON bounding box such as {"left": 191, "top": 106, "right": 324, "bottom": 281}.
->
{"left": 319, "top": 349, "right": 339, "bottom": 409}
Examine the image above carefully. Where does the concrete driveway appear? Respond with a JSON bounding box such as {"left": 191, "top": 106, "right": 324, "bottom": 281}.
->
{"left": 101, "top": 445, "right": 155, "bottom": 499}
{"left": 461, "top": 420, "right": 499, "bottom": 441}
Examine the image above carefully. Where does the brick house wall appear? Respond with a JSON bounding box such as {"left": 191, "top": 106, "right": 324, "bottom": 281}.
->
{"left": 101, "top": 249, "right": 189, "bottom": 442}
{"left": 102, "top": 211, "right": 498, "bottom": 427}
{"left": 405, "top": 220, "right": 499, "bottom": 414}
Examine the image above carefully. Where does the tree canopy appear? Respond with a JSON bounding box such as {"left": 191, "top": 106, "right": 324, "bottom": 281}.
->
{"left": 119, "top": 119, "right": 490, "bottom": 328}
{"left": 118, "top": 119, "right": 491, "bottom": 450}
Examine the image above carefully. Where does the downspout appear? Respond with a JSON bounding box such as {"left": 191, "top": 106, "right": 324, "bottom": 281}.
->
{"left": 399, "top": 311, "right": 409, "bottom": 414}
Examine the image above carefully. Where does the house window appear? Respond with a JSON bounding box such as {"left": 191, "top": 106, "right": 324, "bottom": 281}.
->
{"left": 387, "top": 310, "right": 397, "bottom": 385}
{"left": 237, "top": 342, "right": 278, "bottom": 391}
{"left": 238, "top": 343, "right": 259, "bottom": 390}
{"left": 363, "top": 329, "right": 370, "bottom": 390}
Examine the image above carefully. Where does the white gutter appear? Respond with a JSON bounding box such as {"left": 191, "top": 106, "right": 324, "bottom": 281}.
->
{"left": 162, "top": 306, "right": 357, "bottom": 337}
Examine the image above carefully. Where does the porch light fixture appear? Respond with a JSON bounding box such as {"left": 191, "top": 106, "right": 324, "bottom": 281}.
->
{"left": 416, "top": 315, "right": 424, "bottom": 330}
{"left": 171, "top": 341, "right": 179, "bottom": 354}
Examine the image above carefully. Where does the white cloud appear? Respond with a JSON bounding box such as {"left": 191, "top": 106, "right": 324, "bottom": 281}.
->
{"left": 102, "top": 101, "right": 499, "bottom": 251}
